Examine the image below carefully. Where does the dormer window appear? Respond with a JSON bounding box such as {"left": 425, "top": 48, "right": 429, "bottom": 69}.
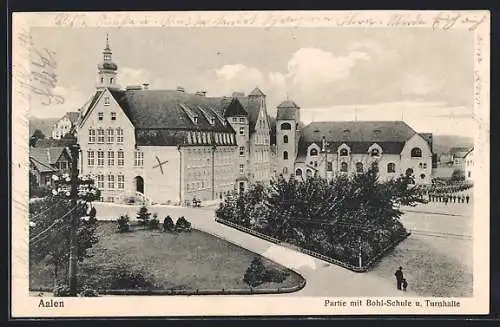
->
{"left": 309, "top": 148, "right": 318, "bottom": 156}
{"left": 193, "top": 116, "right": 198, "bottom": 124}
{"left": 342, "top": 129, "right": 351, "bottom": 140}
{"left": 370, "top": 148, "right": 380, "bottom": 157}
{"left": 339, "top": 148, "right": 349, "bottom": 156}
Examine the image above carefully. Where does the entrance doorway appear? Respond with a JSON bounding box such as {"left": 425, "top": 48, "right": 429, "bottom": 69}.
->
{"left": 239, "top": 181, "right": 245, "bottom": 193}
{"left": 135, "top": 176, "right": 144, "bottom": 194}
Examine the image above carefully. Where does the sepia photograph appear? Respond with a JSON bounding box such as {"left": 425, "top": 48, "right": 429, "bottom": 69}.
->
{"left": 11, "top": 11, "right": 490, "bottom": 317}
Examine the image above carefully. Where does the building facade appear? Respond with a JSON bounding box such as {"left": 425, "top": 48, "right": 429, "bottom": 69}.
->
{"left": 464, "top": 147, "right": 474, "bottom": 181}
{"left": 51, "top": 112, "right": 80, "bottom": 140}
{"left": 77, "top": 38, "right": 274, "bottom": 204}
{"left": 275, "top": 102, "right": 433, "bottom": 185}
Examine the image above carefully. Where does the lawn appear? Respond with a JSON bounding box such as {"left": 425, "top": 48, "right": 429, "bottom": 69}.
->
{"left": 30, "top": 222, "right": 304, "bottom": 293}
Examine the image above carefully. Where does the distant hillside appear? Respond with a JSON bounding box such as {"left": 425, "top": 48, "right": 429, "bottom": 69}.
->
{"left": 29, "top": 117, "right": 59, "bottom": 137}
{"left": 433, "top": 135, "right": 474, "bottom": 154}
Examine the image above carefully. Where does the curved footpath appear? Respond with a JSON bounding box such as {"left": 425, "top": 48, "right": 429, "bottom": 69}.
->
{"left": 94, "top": 203, "right": 417, "bottom": 297}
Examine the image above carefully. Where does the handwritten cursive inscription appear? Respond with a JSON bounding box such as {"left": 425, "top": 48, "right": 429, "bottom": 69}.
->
{"left": 14, "top": 30, "right": 65, "bottom": 106}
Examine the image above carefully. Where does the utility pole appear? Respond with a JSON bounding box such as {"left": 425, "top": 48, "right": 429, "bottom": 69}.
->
{"left": 358, "top": 234, "right": 362, "bottom": 269}
{"left": 68, "top": 144, "right": 80, "bottom": 296}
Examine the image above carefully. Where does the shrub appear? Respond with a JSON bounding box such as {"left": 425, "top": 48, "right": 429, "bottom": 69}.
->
{"left": 136, "top": 206, "right": 151, "bottom": 226}
{"left": 175, "top": 216, "right": 192, "bottom": 232}
{"left": 264, "top": 268, "right": 290, "bottom": 284}
{"left": 79, "top": 286, "right": 99, "bottom": 297}
{"left": 110, "top": 269, "right": 154, "bottom": 289}
{"left": 163, "top": 216, "right": 174, "bottom": 232}
{"left": 148, "top": 213, "right": 160, "bottom": 230}
{"left": 117, "top": 215, "right": 130, "bottom": 233}
{"left": 53, "top": 284, "right": 71, "bottom": 297}
{"left": 243, "top": 257, "right": 267, "bottom": 287}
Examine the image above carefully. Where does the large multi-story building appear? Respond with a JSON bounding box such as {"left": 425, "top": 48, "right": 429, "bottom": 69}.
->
{"left": 275, "top": 102, "right": 433, "bottom": 185}
{"left": 76, "top": 37, "right": 433, "bottom": 205}
{"left": 77, "top": 38, "right": 274, "bottom": 204}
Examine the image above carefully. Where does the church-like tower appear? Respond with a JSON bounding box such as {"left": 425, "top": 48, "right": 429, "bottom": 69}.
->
{"left": 276, "top": 99, "right": 301, "bottom": 178}
{"left": 96, "top": 34, "right": 119, "bottom": 90}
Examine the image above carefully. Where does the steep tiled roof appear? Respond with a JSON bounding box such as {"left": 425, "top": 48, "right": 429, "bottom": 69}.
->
{"left": 298, "top": 121, "right": 417, "bottom": 156}
{"left": 30, "top": 158, "right": 56, "bottom": 173}
{"left": 224, "top": 98, "right": 248, "bottom": 117}
{"left": 249, "top": 87, "right": 265, "bottom": 97}
{"left": 277, "top": 100, "right": 300, "bottom": 120}
{"left": 30, "top": 147, "right": 68, "bottom": 166}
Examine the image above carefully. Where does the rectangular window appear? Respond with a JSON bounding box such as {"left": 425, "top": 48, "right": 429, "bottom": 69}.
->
{"left": 239, "top": 164, "right": 244, "bottom": 174}
{"left": 117, "top": 150, "right": 124, "bottom": 166}
{"left": 239, "top": 146, "right": 245, "bottom": 156}
{"left": 111, "top": 112, "right": 116, "bottom": 120}
{"left": 97, "top": 129, "right": 105, "bottom": 143}
{"left": 239, "top": 127, "right": 244, "bottom": 135}
{"left": 97, "top": 174, "right": 105, "bottom": 189}
{"left": 118, "top": 175, "right": 124, "bottom": 189}
{"left": 97, "top": 151, "right": 105, "bottom": 167}
{"left": 134, "top": 151, "right": 144, "bottom": 167}
{"left": 88, "top": 129, "right": 96, "bottom": 143}
{"left": 116, "top": 128, "right": 124, "bottom": 144}
{"left": 87, "top": 151, "right": 95, "bottom": 166}
{"left": 59, "top": 161, "right": 67, "bottom": 170}
{"left": 107, "top": 128, "right": 114, "bottom": 143}
{"left": 107, "top": 151, "right": 114, "bottom": 166}
{"left": 327, "top": 161, "right": 333, "bottom": 171}
{"left": 104, "top": 97, "right": 110, "bottom": 106}
{"left": 107, "top": 175, "right": 115, "bottom": 189}
{"left": 239, "top": 117, "right": 245, "bottom": 123}
{"left": 98, "top": 112, "right": 104, "bottom": 120}
{"left": 232, "top": 118, "right": 237, "bottom": 122}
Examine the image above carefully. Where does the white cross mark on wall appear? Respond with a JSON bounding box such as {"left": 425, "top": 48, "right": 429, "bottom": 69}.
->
{"left": 153, "top": 156, "right": 169, "bottom": 175}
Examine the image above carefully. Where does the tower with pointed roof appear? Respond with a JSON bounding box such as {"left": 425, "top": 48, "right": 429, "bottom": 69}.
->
{"left": 276, "top": 99, "right": 301, "bottom": 179}
{"left": 96, "top": 34, "right": 119, "bottom": 90}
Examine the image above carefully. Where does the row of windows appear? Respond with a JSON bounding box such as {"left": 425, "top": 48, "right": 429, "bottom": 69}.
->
{"left": 186, "top": 131, "right": 235, "bottom": 145}
{"left": 95, "top": 174, "right": 125, "bottom": 190}
{"left": 89, "top": 128, "right": 124, "bottom": 144}
{"left": 87, "top": 150, "right": 143, "bottom": 167}
{"left": 231, "top": 117, "right": 246, "bottom": 123}
{"left": 97, "top": 111, "right": 116, "bottom": 121}
{"left": 305, "top": 146, "right": 423, "bottom": 158}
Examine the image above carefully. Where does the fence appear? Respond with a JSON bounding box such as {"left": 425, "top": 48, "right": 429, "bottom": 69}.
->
{"left": 215, "top": 218, "right": 410, "bottom": 273}
{"left": 30, "top": 279, "right": 306, "bottom": 296}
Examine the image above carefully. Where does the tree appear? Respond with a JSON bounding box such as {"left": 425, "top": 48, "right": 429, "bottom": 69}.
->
{"left": 30, "top": 129, "right": 46, "bottom": 147}
{"left": 136, "top": 206, "right": 151, "bottom": 226}
{"left": 29, "top": 196, "right": 99, "bottom": 286}
{"left": 451, "top": 168, "right": 465, "bottom": 182}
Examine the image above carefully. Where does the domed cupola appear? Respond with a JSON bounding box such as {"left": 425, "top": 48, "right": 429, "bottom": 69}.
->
{"left": 96, "top": 34, "right": 119, "bottom": 90}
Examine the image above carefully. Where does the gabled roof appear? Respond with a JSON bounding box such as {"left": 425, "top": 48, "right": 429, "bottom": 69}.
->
{"left": 277, "top": 100, "right": 300, "bottom": 108}
{"left": 30, "top": 158, "right": 57, "bottom": 173}
{"left": 29, "top": 147, "right": 69, "bottom": 166}
{"left": 248, "top": 87, "right": 265, "bottom": 97}
{"left": 298, "top": 121, "right": 417, "bottom": 156}
{"left": 224, "top": 98, "right": 248, "bottom": 117}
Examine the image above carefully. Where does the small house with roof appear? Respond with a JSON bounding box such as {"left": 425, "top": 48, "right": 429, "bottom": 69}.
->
{"left": 29, "top": 147, "right": 72, "bottom": 187}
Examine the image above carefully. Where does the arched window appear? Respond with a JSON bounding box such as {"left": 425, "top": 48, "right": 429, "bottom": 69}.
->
{"left": 340, "top": 162, "right": 348, "bottom": 172}
{"left": 405, "top": 168, "right": 414, "bottom": 176}
{"left": 306, "top": 169, "right": 312, "bottom": 176}
{"left": 283, "top": 135, "right": 288, "bottom": 143}
{"left": 370, "top": 148, "right": 380, "bottom": 157}
{"left": 356, "top": 162, "right": 363, "bottom": 173}
{"left": 339, "top": 148, "right": 348, "bottom": 156}
{"left": 283, "top": 151, "right": 288, "bottom": 160}
{"left": 411, "top": 147, "right": 422, "bottom": 157}
{"left": 387, "top": 162, "right": 396, "bottom": 173}
{"left": 110, "top": 78, "right": 114, "bottom": 84}
{"left": 281, "top": 122, "right": 291, "bottom": 130}
{"left": 309, "top": 148, "right": 318, "bottom": 156}
{"left": 283, "top": 167, "right": 288, "bottom": 174}
{"left": 420, "top": 174, "right": 426, "bottom": 180}
{"left": 100, "top": 77, "right": 104, "bottom": 83}
{"left": 295, "top": 169, "right": 302, "bottom": 176}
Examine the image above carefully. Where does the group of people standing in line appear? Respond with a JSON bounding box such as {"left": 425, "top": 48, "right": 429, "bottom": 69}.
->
{"left": 427, "top": 193, "right": 471, "bottom": 204}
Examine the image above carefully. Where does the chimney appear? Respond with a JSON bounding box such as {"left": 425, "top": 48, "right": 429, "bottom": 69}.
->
{"left": 176, "top": 86, "right": 185, "bottom": 93}
{"left": 142, "top": 83, "right": 150, "bottom": 90}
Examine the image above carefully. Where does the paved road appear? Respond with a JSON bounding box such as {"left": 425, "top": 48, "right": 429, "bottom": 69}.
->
{"left": 94, "top": 203, "right": 416, "bottom": 297}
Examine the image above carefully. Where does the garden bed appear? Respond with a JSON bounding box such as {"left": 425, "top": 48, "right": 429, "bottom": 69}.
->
{"left": 216, "top": 217, "right": 410, "bottom": 272}
{"left": 29, "top": 221, "right": 305, "bottom": 295}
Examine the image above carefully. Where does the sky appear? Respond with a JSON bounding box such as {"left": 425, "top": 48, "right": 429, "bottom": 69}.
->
{"left": 25, "top": 26, "right": 477, "bottom": 137}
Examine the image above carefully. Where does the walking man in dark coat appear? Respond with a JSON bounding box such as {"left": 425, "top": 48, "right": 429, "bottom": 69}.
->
{"left": 394, "top": 266, "right": 404, "bottom": 290}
